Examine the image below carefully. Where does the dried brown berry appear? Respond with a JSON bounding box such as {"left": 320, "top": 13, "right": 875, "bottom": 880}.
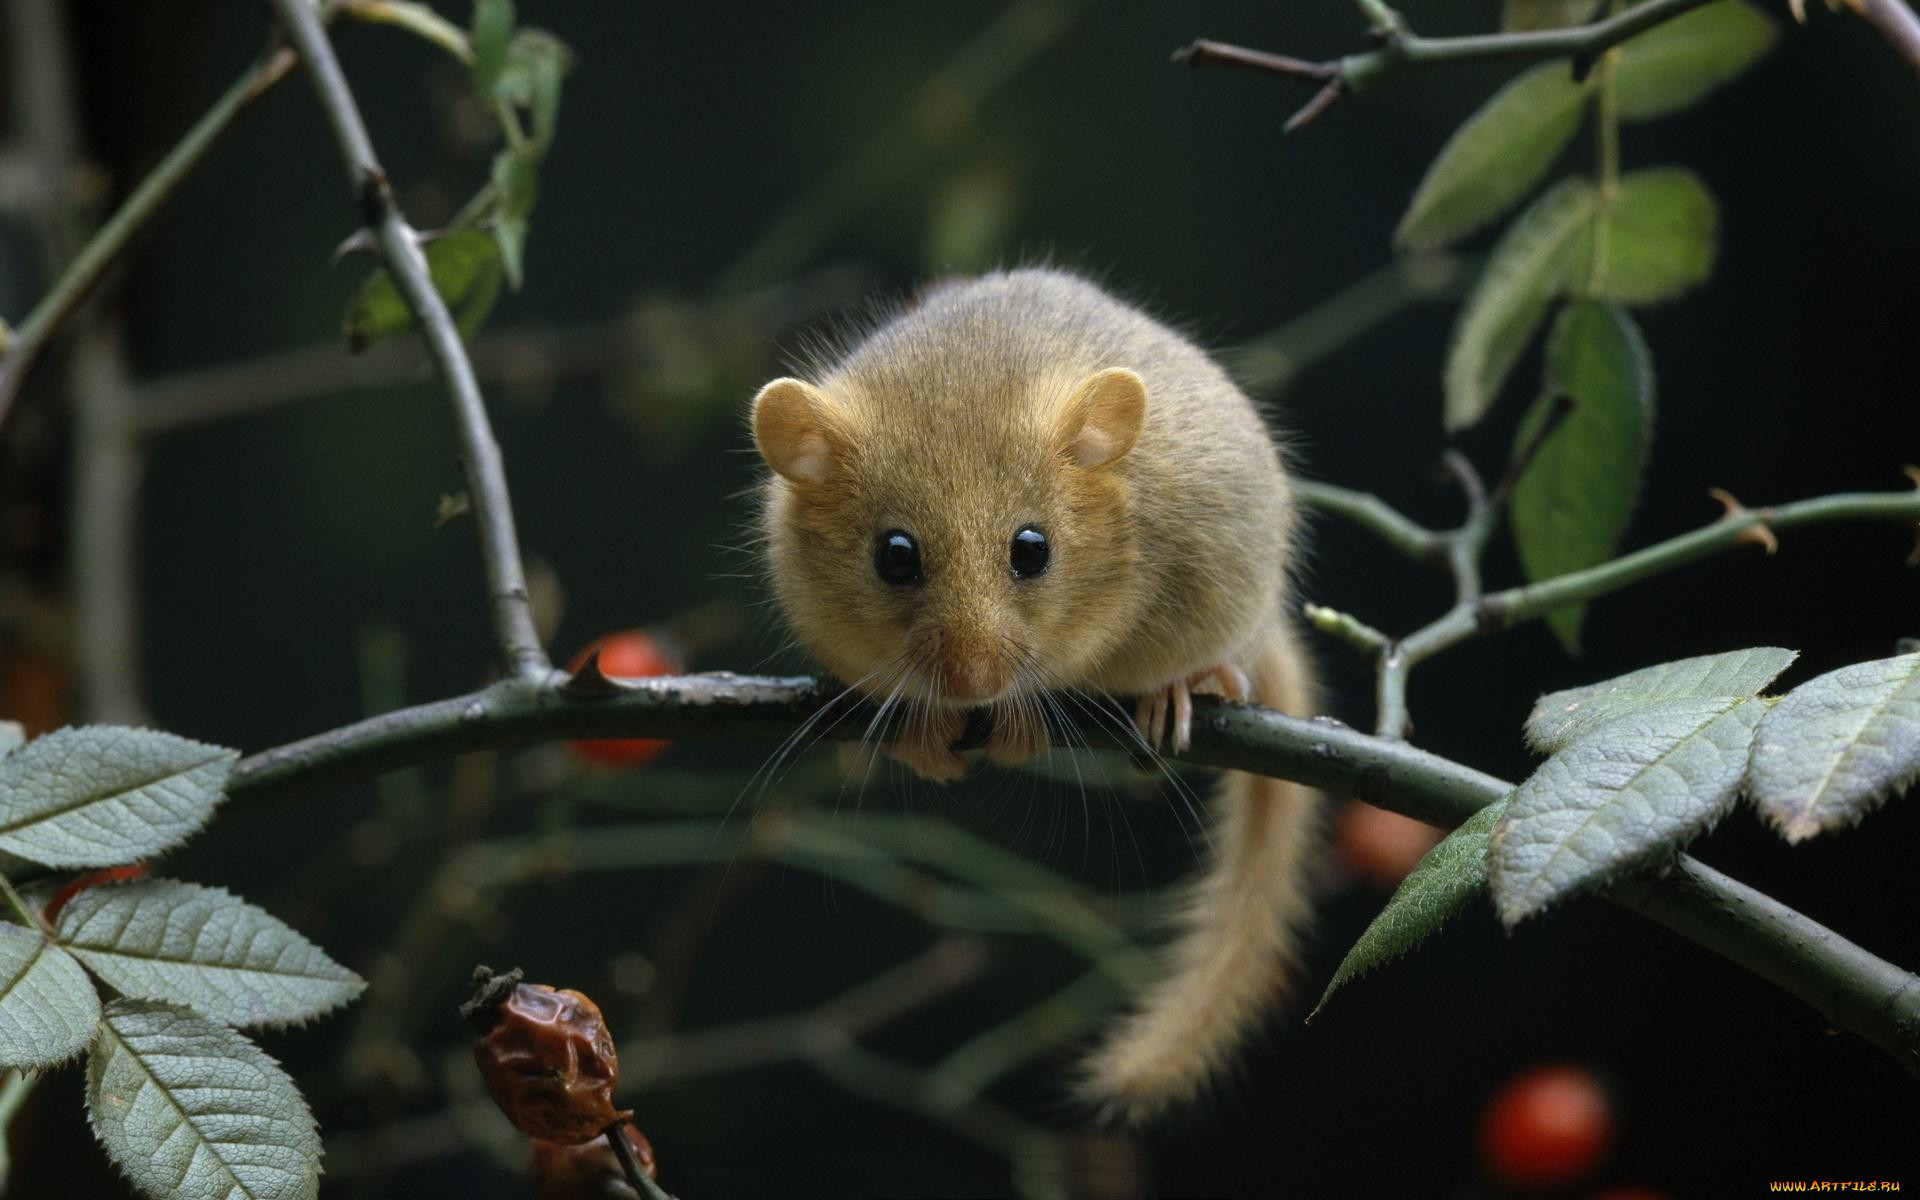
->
{"left": 464, "top": 966, "right": 630, "bottom": 1144}
{"left": 530, "top": 1121, "right": 658, "bottom": 1199}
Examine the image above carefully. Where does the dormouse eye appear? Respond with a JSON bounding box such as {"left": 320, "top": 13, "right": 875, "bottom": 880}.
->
{"left": 1010, "top": 525, "right": 1050, "bottom": 579}
{"left": 874, "top": 530, "right": 921, "bottom": 585}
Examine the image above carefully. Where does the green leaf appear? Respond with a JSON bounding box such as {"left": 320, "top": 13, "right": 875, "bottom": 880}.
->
{"left": 490, "top": 151, "right": 540, "bottom": 290}
{"left": 1395, "top": 63, "right": 1591, "bottom": 251}
{"left": 0, "top": 721, "right": 23, "bottom": 757}
{"left": 468, "top": 0, "right": 515, "bottom": 97}
{"left": 87, "top": 1000, "right": 320, "bottom": 1200}
{"left": 1614, "top": 1, "right": 1778, "bottom": 121}
{"left": 1491, "top": 695, "right": 1767, "bottom": 924}
{"left": 1502, "top": 0, "right": 1602, "bottom": 30}
{"left": 0, "top": 922, "right": 100, "bottom": 1068}
{"left": 0, "top": 726, "right": 237, "bottom": 868}
{"left": 495, "top": 29, "right": 574, "bottom": 151}
{"left": 1312, "top": 802, "right": 1503, "bottom": 1019}
{"left": 1510, "top": 301, "right": 1655, "bottom": 652}
{"left": 56, "top": 879, "right": 365, "bottom": 1029}
{"left": 1582, "top": 167, "right": 1719, "bottom": 304}
{"left": 343, "top": 230, "right": 504, "bottom": 352}
{"left": 1444, "top": 177, "right": 1595, "bottom": 430}
{"left": 1526, "top": 646, "right": 1796, "bottom": 753}
{"left": 1747, "top": 652, "right": 1920, "bottom": 842}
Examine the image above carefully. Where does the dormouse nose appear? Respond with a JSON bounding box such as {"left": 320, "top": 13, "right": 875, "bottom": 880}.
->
{"left": 937, "top": 627, "right": 1010, "bottom": 702}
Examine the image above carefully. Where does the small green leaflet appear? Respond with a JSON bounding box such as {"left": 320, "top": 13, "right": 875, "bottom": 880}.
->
{"left": 1444, "top": 177, "right": 1595, "bottom": 431}
{"left": 87, "top": 1000, "right": 321, "bottom": 1200}
{"left": 1525, "top": 646, "right": 1797, "bottom": 752}
{"left": 1614, "top": 1, "right": 1778, "bottom": 122}
{"left": 468, "top": 0, "right": 516, "bottom": 98}
{"left": 1491, "top": 695, "right": 1766, "bottom": 924}
{"left": 56, "top": 878, "right": 365, "bottom": 1029}
{"left": 1747, "top": 652, "right": 1920, "bottom": 842}
{"left": 0, "top": 726, "right": 237, "bottom": 868}
{"left": 1394, "top": 62, "right": 1591, "bottom": 252}
{"left": 0, "top": 922, "right": 100, "bottom": 1068}
{"left": 1582, "top": 167, "right": 1719, "bottom": 304}
{"left": 343, "top": 229, "right": 504, "bottom": 353}
{"left": 1312, "top": 802, "right": 1503, "bottom": 1019}
{"left": 491, "top": 150, "right": 540, "bottom": 290}
{"left": 1510, "top": 301, "right": 1655, "bottom": 653}
{"left": 493, "top": 30, "right": 573, "bottom": 153}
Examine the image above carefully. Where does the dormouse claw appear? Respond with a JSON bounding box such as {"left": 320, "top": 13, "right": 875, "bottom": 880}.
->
{"left": 1133, "top": 663, "right": 1253, "bottom": 755}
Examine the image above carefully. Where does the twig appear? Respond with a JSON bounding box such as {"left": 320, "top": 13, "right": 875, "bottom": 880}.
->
{"left": 0, "top": 1069, "right": 39, "bottom": 1193}
{"left": 1176, "top": 0, "right": 1721, "bottom": 132}
{"left": 1294, "top": 480, "right": 1446, "bottom": 566}
{"left": 269, "top": 0, "right": 549, "bottom": 678}
{"left": 0, "top": 39, "right": 300, "bottom": 433}
{"left": 211, "top": 612, "right": 1920, "bottom": 1087}
{"left": 603, "top": 1122, "right": 665, "bottom": 1199}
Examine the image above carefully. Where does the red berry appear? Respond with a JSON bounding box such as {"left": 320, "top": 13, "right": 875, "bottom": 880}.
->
{"left": 566, "top": 630, "right": 678, "bottom": 768}
{"left": 1479, "top": 1064, "right": 1613, "bottom": 1190}
{"left": 468, "top": 974, "right": 629, "bottom": 1145}
{"left": 1333, "top": 800, "right": 1443, "bottom": 888}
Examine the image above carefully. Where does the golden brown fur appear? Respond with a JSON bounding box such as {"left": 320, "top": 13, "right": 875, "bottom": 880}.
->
{"left": 749, "top": 266, "right": 1322, "bottom": 1120}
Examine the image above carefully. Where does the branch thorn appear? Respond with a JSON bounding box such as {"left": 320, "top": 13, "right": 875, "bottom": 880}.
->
{"left": 1708, "top": 487, "right": 1779, "bottom": 554}
{"left": 1285, "top": 79, "right": 1348, "bottom": 134}
{"left": 562, "top": 649, "right": 624, "bottom": 699}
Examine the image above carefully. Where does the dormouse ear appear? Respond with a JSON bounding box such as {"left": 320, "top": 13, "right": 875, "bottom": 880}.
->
{"left": 752, "top": 377, "right": 845, "bottom": 486}
{"left": 1055, "top": 368, "right": 1147, "bottom": 470}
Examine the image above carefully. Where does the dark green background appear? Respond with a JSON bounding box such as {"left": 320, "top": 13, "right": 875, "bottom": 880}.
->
{"left": 5, "top": 1, "right": 1918, "bottom": 1196}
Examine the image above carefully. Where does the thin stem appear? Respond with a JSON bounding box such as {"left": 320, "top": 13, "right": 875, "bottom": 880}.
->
{"left": 604, "top": 1122, "right": 674, "bottom": 1200}
{"left": 1294, "top": 480, "right": 1446, "bottom": 566}
{"left": 0, "top": 1068, "right": 38, "bottom": 1194}
{"left": 338, "top": 0, "right": 471, "bottom": 61}
{"left": 269, "top": 0, "right": 548, "bottom": 678}
{"left": 1303, "top": 603, "right": 1392, "bottom": 659}
{"left": 0, "top": 42, "right": 300, "bottom": 433}
{"left": 1179, "top": 0, "right": 1720, "bottom": 131}
{"left": 1482, "top": 486, "right": 1920, "bottom": 628}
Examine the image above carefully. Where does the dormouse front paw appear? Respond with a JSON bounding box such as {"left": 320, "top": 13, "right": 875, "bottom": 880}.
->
{"left": 984, "top": 705, "right": 1049, "bottom": 768}
{"left": 1133, "top": 663, "right": 1250, "bottom": 755}
{"left": 887, "top": 707, "right": 970, "bottom": 782}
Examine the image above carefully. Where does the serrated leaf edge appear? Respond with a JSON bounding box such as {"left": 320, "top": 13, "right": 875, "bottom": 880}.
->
{"left": 57, "top": 879, "right": 367, "bottom": 1030}
{"left": 1750, "top": 654, "right": 1920, "bottom": 842}
{"left": 1493, "top": 696, "right": 1760, "bottom": 924}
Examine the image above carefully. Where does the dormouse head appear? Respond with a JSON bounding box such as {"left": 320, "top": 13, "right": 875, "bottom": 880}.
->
{"left": 750, "top": 366, "right": 1147, "bottom": 710}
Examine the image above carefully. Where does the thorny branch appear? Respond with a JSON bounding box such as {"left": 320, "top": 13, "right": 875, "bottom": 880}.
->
{"left": 219, "top": 474, "right": 1920, "bottom": 1088}
{"left": 216, "top": 651, "right": 1920, "bottom": 1082}
{"left": 1175, "top": 0, "right": 1726, "bottom": 132}
{"left": 270, "top": 0, "right": 549, "bottom": 679}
